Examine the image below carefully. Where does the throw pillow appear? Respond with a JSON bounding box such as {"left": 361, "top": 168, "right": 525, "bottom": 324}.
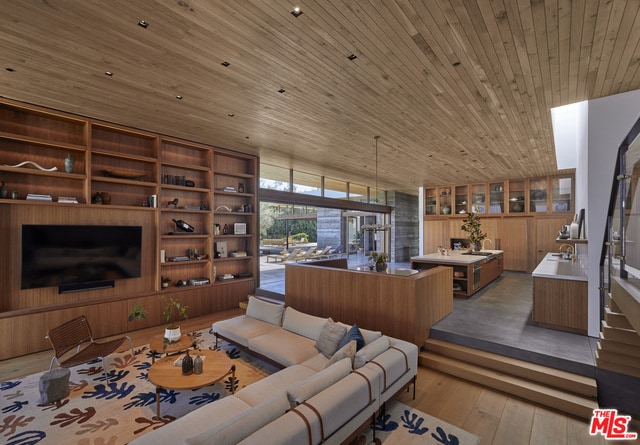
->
{"left": 315, "top": 318, "right": 347, "bottom": 358}
{"left": 354, "top": 335, "right": 390, "bottom": 369}
{"left": 325, "top": 340, "right": 356, "bottom": 368}
{"left": 360, "top": 327, "right": 382, "bottom": 344}
{"left": 245, "top": 296, "right": 285, "bottom": 326}
{"left": 337, "top": 324, "right": 365, "bottom": 350}
{"left": 287, "top": 357, "right": 352, "bottom": 406}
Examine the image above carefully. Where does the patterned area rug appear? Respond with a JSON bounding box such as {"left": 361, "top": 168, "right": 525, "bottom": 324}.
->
{"left": 354, "top": 402, "right": 481, "bottom": 445}
{"left": 0, "top": 328, "right": 279, "bottom": 445}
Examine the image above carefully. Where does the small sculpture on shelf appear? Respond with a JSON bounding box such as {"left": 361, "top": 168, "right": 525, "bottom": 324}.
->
{"left": 238, "top": 182, "right": 245, "bottom": 193}
{"left": 64, "top": 154, "right": 75, "bottom": 173}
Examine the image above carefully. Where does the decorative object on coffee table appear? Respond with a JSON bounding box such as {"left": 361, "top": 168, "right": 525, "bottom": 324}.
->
{"left": 181, "top": 350, "right": 193, "bottom": 375}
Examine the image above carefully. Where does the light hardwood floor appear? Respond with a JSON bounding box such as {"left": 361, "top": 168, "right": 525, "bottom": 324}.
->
{"left": 1, "top": 312, "right": 637, "bottom": 445}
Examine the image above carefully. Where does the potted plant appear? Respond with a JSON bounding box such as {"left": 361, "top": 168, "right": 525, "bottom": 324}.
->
{"left": 461, "top": 206, "right": 487, "bottom": 251}
{"left": 369, "top": 251, "right": 388, "bottom": 272}
{"left": 162, "top": 296, "right": 189, "bottom": 342}
{"left": 128, "top": 302, "right": 147, "bottom": 322}
{"left": 161, "top": 276, "right": 171, "bottom": 288}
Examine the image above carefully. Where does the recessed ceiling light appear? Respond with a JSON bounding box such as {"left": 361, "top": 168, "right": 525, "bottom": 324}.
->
{"left": 291, "top": 7, "right": 303, "bottom": 17}
{"left": 221, "top": 61, "right": 230, "bottom": 67}
{"left": 105, "top": 71, "right": 113, "bottom": 76}
{"left": 5, "top": 67, "right": 15, "bottom": 72}
{"left": 453, "top": 61, "right": 461, "bottom": 67}
{"left": 138, "top": 20, "right": 149, "bottom": 28}
{"left": 176, "top": 95, "right": 183, "bottom": 100}
{"left": 228, "top": 112, "right": 235, "bottom": 117}
{"left": 347, "top": 54, "right": 357, "bottom": 61}
{"left": 278, "top": 88, "right": 285, "bottom": 93}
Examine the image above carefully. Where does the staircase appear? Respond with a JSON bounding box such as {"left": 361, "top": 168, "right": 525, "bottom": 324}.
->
{"left": 421, "top": 338, "right": 598, "bottom": 419}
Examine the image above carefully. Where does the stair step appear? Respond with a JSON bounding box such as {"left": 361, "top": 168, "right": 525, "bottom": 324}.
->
{"left": 422, "top": 352, "right": 598, "bottom": 420}
{"left": 424, "top": 338, "right": 597, "bottom": 398}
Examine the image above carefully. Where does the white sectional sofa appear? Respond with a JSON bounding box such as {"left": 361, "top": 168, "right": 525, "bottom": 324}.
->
{"left": 129, "top": 296, "right": 418, "bottom": 445}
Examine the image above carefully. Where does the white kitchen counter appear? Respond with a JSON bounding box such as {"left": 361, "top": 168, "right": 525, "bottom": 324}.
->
{"left": 532, "top": 253, "right": 587, "bottom": 282}
{"left": 411, "top": 250, "right": 503, "bottom": 265}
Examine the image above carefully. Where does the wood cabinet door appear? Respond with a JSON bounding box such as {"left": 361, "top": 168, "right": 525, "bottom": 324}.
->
{"left": 497, "top": 218, "right": 529, "bottom": 271}
{"left": 423, "top": 220, "right": 447, "bottom": 254}
{"left": 534, "top": 217, "right": 572, "bottom": 264}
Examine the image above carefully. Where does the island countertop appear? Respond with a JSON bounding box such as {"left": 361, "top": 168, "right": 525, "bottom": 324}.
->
{"left": 411, "top": 250, "right": 504, "bottom": 265}
{"left": 532, "top": 253, "right": 587, "bottom": 282}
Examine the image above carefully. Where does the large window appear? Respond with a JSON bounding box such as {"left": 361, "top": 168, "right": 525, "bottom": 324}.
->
{"left": 293, "top": 171, "right": 321, "bottom": 195}
{"left": 324, "top": 178, "right": 347, "bottom": 199}
{"left": 260, "top": 164, "right": 290, "bottom": 191}
{"left": 349, "top": 183, "right": 368, "bottom": 203}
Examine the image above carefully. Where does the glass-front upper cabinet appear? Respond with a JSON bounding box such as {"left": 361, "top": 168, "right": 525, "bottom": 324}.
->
{"left": 455, "top": 185, "right": 468, "bottom": 215}
{"left": 551, "top": 175, "right": 573, "bottom": 213}
{"left": 508, "top": 180, "right": 526, "bottom": 213}
{"left": 489, "top": 181, "right": 505, "bottom": 213}
{"left": 470, "top": 183, "right": 486, "bottom": 213}
{"left": 529, "top": 177, "right": 548, "bottom": 213}
{"left": 424, "top": 187, "right": 437, "bottom": 215}
{"left": 439, "top": 187, "right": 452, "bottom": 215}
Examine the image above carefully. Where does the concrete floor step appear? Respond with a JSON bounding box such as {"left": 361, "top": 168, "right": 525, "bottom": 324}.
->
{"left": 421, "top": 351, "right": 598, "bottom": 420}
{"left": 424, "top": 338, "right": 597, "bottom": 398}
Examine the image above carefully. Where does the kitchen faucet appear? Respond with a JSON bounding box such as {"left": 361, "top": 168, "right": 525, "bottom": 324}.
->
{"left": 559, "top": 244, "right": 575, "bottom": 261}
{"left": 481, "top": 239, "right": 492, "bottom": 251}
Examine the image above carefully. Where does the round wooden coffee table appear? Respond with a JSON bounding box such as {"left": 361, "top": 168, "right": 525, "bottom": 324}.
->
{"left": 148, "top": 334, "right": 194, "bottom": 363}
{"left": 147, "top": 349, "right": 235, "bottom": 417}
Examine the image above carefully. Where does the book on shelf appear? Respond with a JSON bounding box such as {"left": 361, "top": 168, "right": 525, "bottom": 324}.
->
{"left": 57, "top": 196, "right": 79, "bottom": 204}
{"left": 230, "top": 251, "right": 247, "bottom": 257}
{"left": 26, "top": 193, "right": 53, "bottom": 201}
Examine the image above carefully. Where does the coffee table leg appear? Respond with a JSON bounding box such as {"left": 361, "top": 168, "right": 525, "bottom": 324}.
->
{"left": 156, "top": 386, "right": 161, "bottom": 417}
{"left": 231, "top": 365, "right": 236, "bottom": 394}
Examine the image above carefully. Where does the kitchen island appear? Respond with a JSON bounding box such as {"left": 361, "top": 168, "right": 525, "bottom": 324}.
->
{"left": 410, "top": 250, "right": 504, "bottom": 298}
{"left": 532, "top": 253, "right": 588, "bottom": 335}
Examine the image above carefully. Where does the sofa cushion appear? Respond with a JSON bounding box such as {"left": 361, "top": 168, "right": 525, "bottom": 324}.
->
{"left": 326, "top": 340, "right": 356, "bottom": 368}
{"left": 337, "top": 324, "right": 365, "bottom": 350}
{"left": 249, "top": 329, "right": 319, "bottom": 367}
{"left": 235, "top": 364, "right": 316, "bottom": 407}
{"left": 282, "top": 306, "right": 327, "bottom": 340}
{"left": 184, "top": 393, "right": 289, "bottom": 445}
{"left": 246, "top": 296, "right": 285, "bottom": 326}
{"left": 360, "top": 327, "right": 382, "bottom": 344}
{"left": 212, "top": 316, "right": 280, "bottom": 348}
{"left": 315, "top": 318, "right": 347, "bottom": 358}
{"left": 299, "top": 352, "right": 330, "bottom": 372}
{"left": 287, "top": 357, "right": 352, "bottom": 406}
{"left": 354, "top": 335, "right": 390, "bottom": 369}
{"left": 128, "top": 395, "right": 252, "bottom": 445}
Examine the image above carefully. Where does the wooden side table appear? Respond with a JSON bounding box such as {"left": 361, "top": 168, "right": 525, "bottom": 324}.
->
{"left": 148, "top": 334, "right": 194, "bottom": 363}
{"left": 147, "top": 349, "right": 234, "bottom": 417}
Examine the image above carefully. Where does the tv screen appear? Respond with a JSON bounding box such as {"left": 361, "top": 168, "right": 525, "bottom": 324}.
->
{"left": 21, "top": 225, "right": 142, "bottom": 292}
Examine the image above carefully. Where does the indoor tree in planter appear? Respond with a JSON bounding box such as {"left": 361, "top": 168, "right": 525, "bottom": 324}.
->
{"left": 162, "top": 296, "right": 189, "bottom": 342}
{"left": 461, "top": 206, "right": 487, "bottom": 251}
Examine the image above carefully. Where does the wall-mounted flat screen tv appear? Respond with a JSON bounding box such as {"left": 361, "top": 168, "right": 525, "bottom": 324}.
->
{"left": 21, "top": 225, "right": 142, "bottom": 293}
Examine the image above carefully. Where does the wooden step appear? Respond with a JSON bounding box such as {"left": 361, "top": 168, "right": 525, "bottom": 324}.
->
{"left": 424, "top": 338, "right": 597, "bottom": 398}
{"left": 422, "top": 351, "right": 598, "bottom": 420}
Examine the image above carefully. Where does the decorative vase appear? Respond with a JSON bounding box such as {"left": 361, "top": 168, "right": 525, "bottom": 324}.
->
{"left": 0, "top": 180, "right": 7, "bottom": 199}
{"left": 164, "top": 326, "right": 181, "bottom": 342}
{"left": 473, "top": 242, "right": 482, "bottom": 252}
{"left": 99, "top": 191, "right": 111, "bottom": 205}
{"left": 375, "top": 262, "right": 387, "bottom": 272}
{"left": 181, "top": 350, "right": 193, "bottom": 375}
{"left": 64, "top": 154, "right": 75, "bottom": 173}
{"left": 193, "top": 354, "right": 203, "bottom": 374}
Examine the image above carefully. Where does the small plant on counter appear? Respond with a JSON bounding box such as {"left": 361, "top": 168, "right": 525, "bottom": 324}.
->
{"left": 368, "top": 251, "right": 388, "bottom": 264}
{"left": 461, "top": 205, "right": 487, "bottom": 250}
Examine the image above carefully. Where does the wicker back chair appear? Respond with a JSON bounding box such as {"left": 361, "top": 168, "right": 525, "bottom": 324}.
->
{"left": 46, "top": 315, "right": 134, "bottom": 383}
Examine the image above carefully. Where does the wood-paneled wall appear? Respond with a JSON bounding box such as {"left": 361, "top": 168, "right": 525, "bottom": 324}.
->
{"left": 284, "top": 263, "right": 453, "bottom": 346}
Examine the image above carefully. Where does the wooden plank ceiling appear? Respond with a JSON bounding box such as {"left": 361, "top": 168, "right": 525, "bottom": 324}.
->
{"left": 1, "top": 0, "right": 640, "bottom": 194}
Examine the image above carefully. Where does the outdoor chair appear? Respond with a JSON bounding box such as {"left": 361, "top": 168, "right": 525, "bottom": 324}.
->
{"left": 46, "top": 315, "right": 134, "bottom": 383}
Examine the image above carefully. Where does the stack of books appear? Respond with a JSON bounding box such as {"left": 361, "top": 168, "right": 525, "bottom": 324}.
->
{"left": 26, "top": 193, "right": 53, "bottom": 201}
{"left": 57, "top": 196, "right": 79, "bottom": 204}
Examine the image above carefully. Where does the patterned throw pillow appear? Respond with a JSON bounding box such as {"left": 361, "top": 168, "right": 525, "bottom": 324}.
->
{"left": 337, "top": 324, "right": 365, "bottom": 351}
{"left": 315, "top": 318, "right": 347, "bottom": 358}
